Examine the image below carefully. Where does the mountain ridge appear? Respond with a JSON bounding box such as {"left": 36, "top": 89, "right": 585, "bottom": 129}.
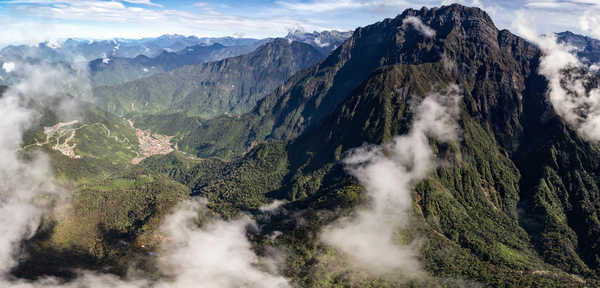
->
{"left": 139, "top": 4, "right": 600, "bottom": 286}
{"left": 9, "top": 3, "right": 600, "bottom": 287}
{"left": 92, "top": 38, "right": 326, "bottom": 119}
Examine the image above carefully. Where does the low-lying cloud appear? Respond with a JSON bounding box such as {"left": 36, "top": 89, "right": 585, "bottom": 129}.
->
{"left": 513, "top": 13, "right": 600, "bottom": 141}
{"left": 402, "top": 16, "right": 436, "bottom": 38}
{"left": 2, "top": 62, "right": 15, "bottom": 73}
{"left": 0, "top": 63, "right": 76, "bottom": 284}
{"left": 0, "top": 63, "right": 290, "bottom": 287}
{"left": 321, "top": 85, "right": 462, "bottom": 277}
{"left": 155, "top": 200, "right": 290, "bottom": 288}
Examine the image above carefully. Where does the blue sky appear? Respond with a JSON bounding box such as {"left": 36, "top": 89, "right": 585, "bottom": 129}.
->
{"left": 0, "top": 0, "right": 599, "bottom": 45}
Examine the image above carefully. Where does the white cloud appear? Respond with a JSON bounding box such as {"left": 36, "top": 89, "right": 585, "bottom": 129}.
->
{"left": 321, "top": 86, "right": 462, "bottom": 277}
{"left": 579, "top": 10, "right": 600, "bottom": 39}
{"left": 526, "top": 0, "right": 600, "bottom": 9}
{"left": 275, "top": 0, "right": 445, "bottom": 14}
{"left": 0, "top": 63, "right": 86, "bottom": 282}
{"left": 155, "top": 200, "right": 290, "bottom": 288}
{"left": 2, "top": 62, "right": 16, "bottom": 73}
{"left": 45, "top": 39, "right": 63, "bottom": 49}
{"left": 1, "top": 0, "right": 331, "bottom": 44}
{"left": 121, "top": 0, "right": 162, "bottom": 7}
{"left": 526, "top": 1, "right": 575, "bottom": 9}
{"left": 276, "top": 0, "right": 366, "bottom": 12}
{"left": 513, "top": 12, "right": 600, "bottom": 141}
{"left": 402, "top": 16, "right": 436, "bottom": 38}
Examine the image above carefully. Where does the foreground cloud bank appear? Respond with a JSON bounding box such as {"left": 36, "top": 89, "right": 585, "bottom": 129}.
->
{"left": 0, "top": 65, "right": 289, "bottom": 288}
{"left": 155, "top": 200, "right": 290, "bottom": 288}
{"left": 321, "top": 85, "right": 462, "bottom": 277}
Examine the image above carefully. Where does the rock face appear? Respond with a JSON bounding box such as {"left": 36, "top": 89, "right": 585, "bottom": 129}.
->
{"left": 556, "top": 31, "right": 600, "bottom": 64}
{"left": 15, "top": 4, "right": 600, "bottom": 286}
{"left": 147, "top": 4, "right": 600, "bottom": 286}
{"left": 92, "top": 38, "right": 325, "bottom": 119}
{"left": 178, "top": 4, "right": 538, "bottom": 158}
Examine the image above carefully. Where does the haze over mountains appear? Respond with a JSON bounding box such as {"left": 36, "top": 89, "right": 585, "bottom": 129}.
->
{"left": 92, "top": 38, "right": 326, "bottom": 118}
{"left": 3, "top": 3, "right": 600, "bottom": 288}
{"left": 0, "top": 30, "right": 351, "bottom": 86}
{"left": 556, "top": 31, "right": 600, "bottom": 66}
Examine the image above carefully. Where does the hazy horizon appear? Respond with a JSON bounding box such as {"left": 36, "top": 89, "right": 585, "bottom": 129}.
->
{"left": 1, "top": 0, "right": 599, "bottom": 46}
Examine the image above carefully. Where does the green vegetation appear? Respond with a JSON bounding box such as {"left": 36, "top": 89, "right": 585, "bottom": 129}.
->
{"left": 136, "top": 5, "right": 600, "bottom": 285}
{"left": 17, "top": 102, "right": 188, "bottom": 277}
{"left": 14, "top": 4, "right": 600, "bottom": 287}
{"left": 93, "top": 39, "right": 325, "bottom": 119}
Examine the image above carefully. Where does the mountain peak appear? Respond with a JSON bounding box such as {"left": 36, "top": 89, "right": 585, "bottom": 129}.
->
{"left": 556, "top": 30, "right": 600, "bottom": 64}
{"left": 397, "top": 4, "right": 496, "bottom": 38}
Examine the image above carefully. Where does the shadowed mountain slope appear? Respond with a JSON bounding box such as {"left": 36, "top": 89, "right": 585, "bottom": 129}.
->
{"left": 141, "top": 4, "right": 600, "bottom": 286}
{"left": 92, "top": 39, "right": 325, "bottom": 119}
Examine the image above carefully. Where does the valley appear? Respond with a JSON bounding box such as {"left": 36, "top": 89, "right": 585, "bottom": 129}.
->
{"left": 2, "top": 2, "right": 600, "bottom": 288}
{"left": 128, "top": 119, "right": 174, "bottom": 164}
{"left": 25, "top": 115, "right": 177, "bottom": 165}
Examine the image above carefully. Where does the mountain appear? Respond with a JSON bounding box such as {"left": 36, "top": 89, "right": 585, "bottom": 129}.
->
{"left": 162, "top": 5, "right": 476, "bottom": 158}
{"left": 12, "top": 3, "right": 600, "bottom": 287}
{"left": 0, "top": 35, "right": 262, "bottom": 63}
{"left": 88, "top": 42, "right": 269, "bottom": 86}
{"left": 285, "top": 30, "right": 353, "bottom": 55}
{"left": 92, "top": 38, "right": 325, "bottom": 119}
{"left": 136, "top": 4, "right": 600, "bottom": 286}
{"left": 556, "top": 31, "right": 600, "bottom": 64}
{"left": 0, "top": 32, "right": 348, "bottom": 86}
{"left": 0, "top": 35, "right": 265, "bottom": 85}
{"left": 89, "top": 31, "right": 352, "bottom": 86}
{"left": 135, "top": 34, "right": 261, "bottom": 55}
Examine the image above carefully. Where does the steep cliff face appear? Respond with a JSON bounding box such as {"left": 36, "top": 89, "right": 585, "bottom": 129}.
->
{"left": 139, "top": 4, "right": 600, "bottom": 286}
{"left": 174, "top": 5, "right": 538, "bottom": 159}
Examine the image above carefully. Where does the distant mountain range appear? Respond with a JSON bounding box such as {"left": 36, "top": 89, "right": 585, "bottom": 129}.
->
{"left": 0, "top": 35, "right": 262, "bottom": 62}
{"left": 285, "top": 30, "right": 353, "bottom": 55}
{"left": 89, "top": 31, "right": 353, "bottom": 86}
{"left": 556, "top": 31, "right": 600, "bottom": 64}
{"left": 88, "top": 41, "right": 271, "bottom": 86}
{"left": 0, "top": 31, "right": 352, "bottom": 86}
{"left": 12, "top": 6, "right": 600, "bottom": 286}
{"left": 92, "top": 38, "right": 326, "bottom": 119}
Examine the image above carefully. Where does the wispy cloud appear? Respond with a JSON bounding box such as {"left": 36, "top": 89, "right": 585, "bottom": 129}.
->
{"left": 122, "top": 0, "right": 162, "bottom": 7}
{"left": 402, "top": 16, "right": 436, "bottom": 38}
{"left": 321, "top": 86, "right": 462, "bottom": 277}
{"left": 513, "top": 12, "right": 600, "bottom": 141}
{"left": 275, "top": 0, "right": 444, "bottom": 13}
{"left": 276, "top": 0, "right": 367, "bottom": 12}
{"left": 1, "top": 0, "right": 600, "bottom": 49}
{"left": 1, "top": 0, "right": 331, "bottom": 43}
